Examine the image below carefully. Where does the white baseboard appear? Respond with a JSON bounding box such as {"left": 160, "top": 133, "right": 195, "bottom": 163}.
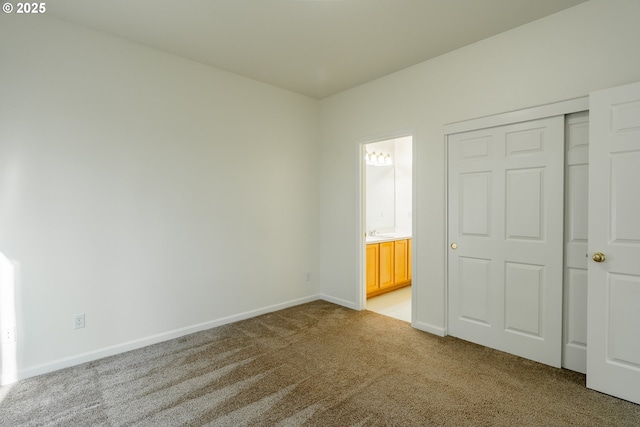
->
{"left": 2, "top": 294, "right": 322, "bottom": 386}
{"left": 412, "top": 320, "right": 446, "bottom": 337}
{"left": 319, "top": 294, "right": 358, "bottom": 310}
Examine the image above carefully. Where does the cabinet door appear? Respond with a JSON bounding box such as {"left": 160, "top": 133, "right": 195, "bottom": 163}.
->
{"left": 408, "top": 239, "right": 412, "bottom": 280}
{"left": 379, "top": 241, "right": 394, "bottom": 288}
{"left": 394, "top": 239, "right": 409, "bottom": 284}
{"left": 366, "top": 244, "right": 379, "bottom": 294}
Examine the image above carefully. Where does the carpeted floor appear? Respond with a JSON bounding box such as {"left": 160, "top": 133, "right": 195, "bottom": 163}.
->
{"left": 1, "top": 300, "right": 639, "bottom": 426}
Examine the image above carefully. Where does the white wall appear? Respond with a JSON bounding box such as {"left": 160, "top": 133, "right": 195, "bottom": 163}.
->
{"left": 394, "top": 136, "right": 412, "bottom": 234}
{"left": 0, "top": 15, "right": 320, "bottom": 381}
{"left": 318, "top": 0, "right": 640, "bottom": 333}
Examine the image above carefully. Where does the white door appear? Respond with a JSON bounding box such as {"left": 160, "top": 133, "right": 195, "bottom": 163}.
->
{"left": 587, "top": 81, "right": 640, "bottom": 404}
{"left": 563, "top": 112, "right": 589, "bottom": 374}
{"left": 448, "top": 116, "right": 564, "bottom": 367}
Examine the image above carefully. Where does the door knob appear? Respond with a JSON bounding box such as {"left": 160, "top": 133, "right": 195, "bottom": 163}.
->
{"left": 592, "top": 252, "right": 606, "bottom": 263}
{"left": 450, "top": 242, "right": 458, "bottom": 250}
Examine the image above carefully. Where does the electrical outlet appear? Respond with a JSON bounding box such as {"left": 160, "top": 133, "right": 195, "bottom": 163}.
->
{"left": 305, "top": 272, "right": 311, "bottom": 282}
{"left": 74, "top": 314, "right": 85, "bottom": 330}
{"left": 3, "top": 327, "right": 16, "bottom": 344}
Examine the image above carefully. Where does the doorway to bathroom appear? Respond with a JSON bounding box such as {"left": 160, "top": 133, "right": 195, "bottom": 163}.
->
{"left": 359, "top": 133, "right": 414, "bottom": 322}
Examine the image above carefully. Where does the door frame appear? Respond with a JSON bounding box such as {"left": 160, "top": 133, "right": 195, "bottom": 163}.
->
{"left": 356, "top": 128, "right": 417, "bottom": 322}
{"left": 443, "top": 97, "right": 588, "bottom": 335}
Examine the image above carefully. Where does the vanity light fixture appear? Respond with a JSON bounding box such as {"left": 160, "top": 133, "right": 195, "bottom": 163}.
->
{"left": 364, "top": 151, "right": 374, "bottom": 164}
{"left": 365, "top": 151, "right": 393, "bottom": 166}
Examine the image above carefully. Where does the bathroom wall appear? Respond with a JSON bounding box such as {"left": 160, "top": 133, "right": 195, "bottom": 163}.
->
{"left": 394, "top": 136, "right": 413, "bottom": 234}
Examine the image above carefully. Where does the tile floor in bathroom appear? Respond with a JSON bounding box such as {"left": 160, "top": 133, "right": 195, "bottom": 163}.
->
{"left": 366, "top": 286, "right": 411, "bottom": 322}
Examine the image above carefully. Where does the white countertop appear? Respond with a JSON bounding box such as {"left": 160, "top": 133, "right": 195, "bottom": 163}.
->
{"left": 365, "top": 233, "right": 412, "bottom": 244}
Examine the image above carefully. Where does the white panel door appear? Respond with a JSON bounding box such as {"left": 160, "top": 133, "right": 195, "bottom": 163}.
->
{"left": 587, "top": 81, "right": 640, "bottom": 404}
{"left": 563, "top": 112, "right": 589, "bottom": 373}
{"left": 448, "top": 116, "right": 564, "bottom": 367}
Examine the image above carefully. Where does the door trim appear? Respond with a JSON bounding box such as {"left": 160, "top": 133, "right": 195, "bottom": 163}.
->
{"left": 443, "top": 97, "right": 588, "bottom": 336}
{"left": 444, "top": 97, "right": 589, "bottom": 135}
{"left": 356, "top": 128, "right": 417, "bottom": 323}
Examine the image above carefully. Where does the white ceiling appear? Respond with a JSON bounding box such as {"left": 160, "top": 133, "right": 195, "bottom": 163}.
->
{"left": 47, "top": 0, "right": 587, "bottom": 99}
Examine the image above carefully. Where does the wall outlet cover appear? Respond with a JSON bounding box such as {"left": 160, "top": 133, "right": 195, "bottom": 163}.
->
{"left": 74, "top": 314, "right": 85, "bottom": 329}
{"left": 3, "top": 327, "right": 16, "bottom": 344}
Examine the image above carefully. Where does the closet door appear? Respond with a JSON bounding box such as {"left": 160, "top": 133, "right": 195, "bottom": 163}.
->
{"left": 563, "top": 112, "right": 589, "bottom": 373}
{"left": 587, "top": 81, "right": 640, "bottom": 404}
{"left": 448, "top": 116, "right": 564, "bottom": 367}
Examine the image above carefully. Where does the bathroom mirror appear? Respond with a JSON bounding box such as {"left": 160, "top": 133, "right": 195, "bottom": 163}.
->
{"left": 366, "top": 164, "right": 395, "bottom": 230}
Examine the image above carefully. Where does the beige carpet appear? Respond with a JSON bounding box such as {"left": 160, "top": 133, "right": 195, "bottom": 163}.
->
{"left": 1, "top": 300, "right": 639, "bottom": 426}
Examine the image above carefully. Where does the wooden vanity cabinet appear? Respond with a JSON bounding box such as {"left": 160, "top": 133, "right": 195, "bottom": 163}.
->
{"left": 408, "top": 238, "right": 412, "bottom": 279}
{"left": 379, "top": 241, "right": 395, "bottom": 289}
{"left": 366, "top": 238, "right": 412, "bottom": 298}
{"left": 366, "top": 243, "right": 379, "bottom": 294}
{"left": 393, "top": 239, "right": 409, "bottom": 285}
